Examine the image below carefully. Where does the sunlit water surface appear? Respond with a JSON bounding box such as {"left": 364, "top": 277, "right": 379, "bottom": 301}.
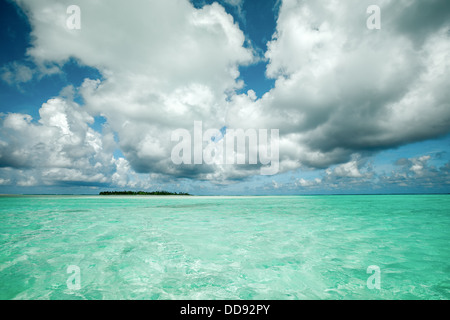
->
{"left": 1, "top": 195, "right": 449, "bottom": 300}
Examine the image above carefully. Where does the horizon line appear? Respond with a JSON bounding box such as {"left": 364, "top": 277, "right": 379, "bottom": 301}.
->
{"left": 1, "top": 193, "right": 449, "bottom": 196}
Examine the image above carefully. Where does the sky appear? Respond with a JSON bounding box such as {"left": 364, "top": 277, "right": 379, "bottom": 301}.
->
{"left": 0, "top": 0, "right": 449, "bottom": 195}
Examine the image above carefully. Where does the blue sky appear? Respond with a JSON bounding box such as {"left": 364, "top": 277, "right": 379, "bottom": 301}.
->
{"left": 0, "top": 0, "right": 449, "bottom": 195}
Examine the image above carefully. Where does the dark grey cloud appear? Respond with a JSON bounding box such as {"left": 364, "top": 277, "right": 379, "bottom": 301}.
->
{"left": 389, "top": 0, "right": 450, "bottom": 48}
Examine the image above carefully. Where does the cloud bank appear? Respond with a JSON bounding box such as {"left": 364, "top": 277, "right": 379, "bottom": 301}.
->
{"left": 1, "top": 0, "right": 449, "bottom": 192}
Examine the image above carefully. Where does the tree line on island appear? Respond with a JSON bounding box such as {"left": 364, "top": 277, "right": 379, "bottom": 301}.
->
{"left": 99, "top": 191, "right": 191, "bottom": 196}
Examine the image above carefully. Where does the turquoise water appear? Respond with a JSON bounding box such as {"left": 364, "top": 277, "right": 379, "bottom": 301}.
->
{"left": 0, "top": 195, "right": 449, "bottom": 300}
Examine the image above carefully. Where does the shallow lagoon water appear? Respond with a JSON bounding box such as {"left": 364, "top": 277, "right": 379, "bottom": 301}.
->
{"left": 0, "top": 195, "right": 449, "bottom": 300}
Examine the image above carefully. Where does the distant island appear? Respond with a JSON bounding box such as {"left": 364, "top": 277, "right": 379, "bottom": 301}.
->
{"left": 99, "top": 191, "right": 191, "bottom": 196}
